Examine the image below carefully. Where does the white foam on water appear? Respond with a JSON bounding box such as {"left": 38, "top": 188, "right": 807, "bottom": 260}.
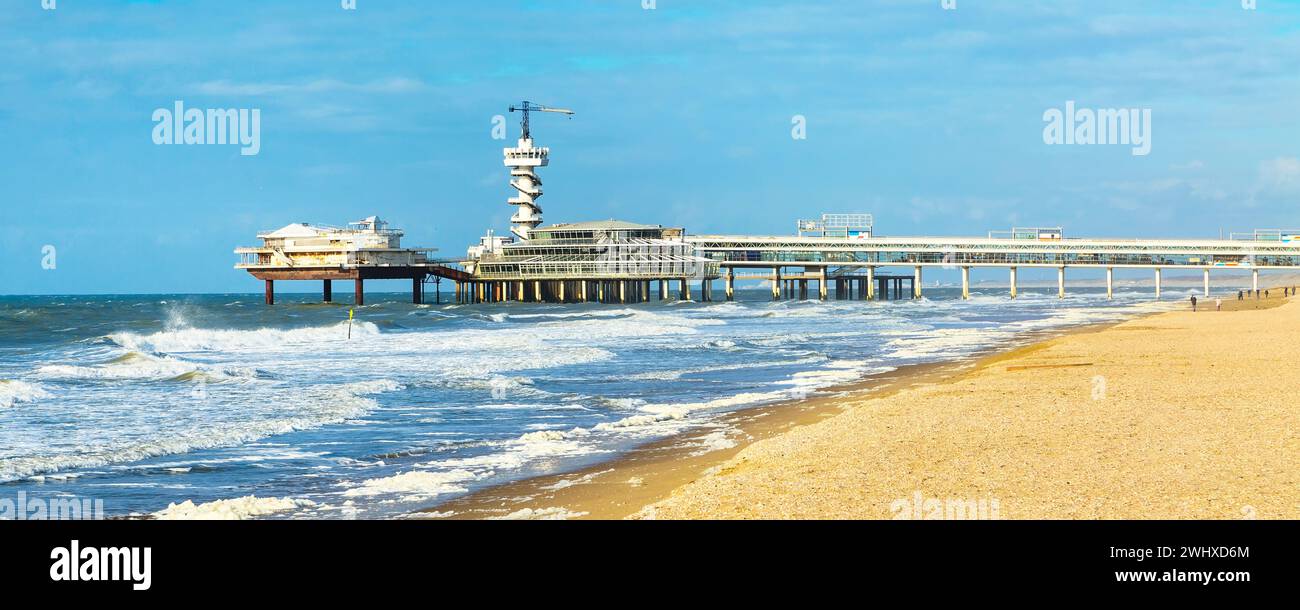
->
{"left": 0, "top": 379, "right": 402, "bottom": 483}
{"left": 35, "top": 351, "right": 256, "bottom": 382}
{"left": 489, "top": 506, "right": 588, "bottom": 520}
{"left": 341, "top": 468, "right": 478, "bottom": 499}
{"left": 108, "top": 321, "right": 383, "bottom": 353}
{"left": 0, "top": 380, "right": 51, "bottom": 408}
{"left": 153, "top": 495, "right": 317, "bottom": 520}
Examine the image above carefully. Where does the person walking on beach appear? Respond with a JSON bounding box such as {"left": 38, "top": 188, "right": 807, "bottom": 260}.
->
{"left": 1191, "top": 295, "right": 1197, "bottom": 312}
{"left": 1238, "top": 290, "right": 1244, "bottom": 301}
{"left": 1216, "top": 298, "right": 1222, "bottom": 311}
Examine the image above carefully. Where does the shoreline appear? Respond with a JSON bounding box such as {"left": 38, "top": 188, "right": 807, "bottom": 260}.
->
{"left": 423, "top": 304, "right": 1167, "bottom": 520}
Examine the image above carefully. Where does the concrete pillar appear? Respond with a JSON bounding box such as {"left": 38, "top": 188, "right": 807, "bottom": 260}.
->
{"left": 961, "top": 266, "right": 970, "bottom": 300}
{"left": 321, "top": 279, "right": 331, "bottom": 303}
{"left": 412, "top": 277, "right": 422, "bottom": 304}
{"left": 1057, "top": 266, "right": 1066, "bottom": 299}
{"left": 533, "top": 281, "right": 541, "bottom": 302}
{"left": 913, "top": 265, "right": 923, "bottom": 298}
{"left": 642, "top": 281, "right": 649, "bottom": 302}
{"left": 725, "top": 269, "right": 735, "bottom": 301}
{"left": 519, "top": 281, "right": 527, "bottom": 302}
{"left": 771, "top": 268, "right": 781, "bottom": 301}
{"left": 558, "top": 281, "right": 566, "bottom": 303}
{"left": 264, "top": 279, "right": 274, "bottom": 305}
{"left": 799, "top": 279, "right": 808, "bottom": 300}
{"left": 659, "top": 280, "right": 669, "bottom": 301}
{"left": 866, "top": 266, "right": 876, "bottom": 300}
{"left": 1009, "top": 267, "right": 1018, "bottom": 299}
{"left": 1203, "top": 268, "right": 1210, "bottom": 297}
{"left": 819, "top": 267, "right": 828, "bottom": 300}
{"left": 680, "top": 278, "right": 692, "bottom": 301}
{"left": 1252, "top": 268, "right": 1259, "bottom": 293}
{"left": 1154, "top": 268, "right": 1162, "bottom": 300}
{"left": 1105, "top": 267, "right": 1113, "bottom": 299}
{"left": 354, "top": 279, "right": 365, "bottom": 306}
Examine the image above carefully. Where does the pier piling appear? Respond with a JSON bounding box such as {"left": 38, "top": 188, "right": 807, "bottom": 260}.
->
{"left": 961, "top": 266, "right": 970, "bottom": 300}
{"left": 323, "top": 279, "right": 332, "bottom": 303}
{"left": 264, "top": 280, "right": 274, "bottom": 305}
{"left": 1009, "top": 267, "right": 1018, "bottom": 299}
{"left": 354, "top": 279, "right": 364, "bottom": 306}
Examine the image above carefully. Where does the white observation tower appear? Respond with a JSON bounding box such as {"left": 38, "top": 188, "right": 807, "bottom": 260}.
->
{"left": 503, "top": 101, "right": 573, "bottom": 240}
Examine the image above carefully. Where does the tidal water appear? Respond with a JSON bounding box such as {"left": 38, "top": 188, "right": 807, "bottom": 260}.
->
{"left": 0, "top": 286, "right": 1181, "bottom": 519}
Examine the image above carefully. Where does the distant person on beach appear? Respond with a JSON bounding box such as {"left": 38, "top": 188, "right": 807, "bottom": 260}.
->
{"left": 1191, "top": 296, "right": 1197, "bottom": 312}
{"left": 1266, "top": 289, "right": 1270, "bottom": 298}
{"left": 1238, "top": 290, "right": 1244, "bottom": 301}
{"left": 1216, "top": 298, "right": 1222, "bottom": 311}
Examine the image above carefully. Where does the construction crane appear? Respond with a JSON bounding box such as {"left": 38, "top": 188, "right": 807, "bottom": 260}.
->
{"left": 508, "top": 101, "right": 574, "bottom": 140}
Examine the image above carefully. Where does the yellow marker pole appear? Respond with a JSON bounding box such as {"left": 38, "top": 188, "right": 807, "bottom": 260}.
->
{"left": 348, "top": 308, "right": 354, "bottom": 339}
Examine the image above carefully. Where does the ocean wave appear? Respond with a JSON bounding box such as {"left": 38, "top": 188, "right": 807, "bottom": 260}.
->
{"left": 0, "top": 379, "right": 402, "bottom": 483}
{"left": 153, "top": 495, "right": 318, "bottom": 520}
{"left": 107, "top": 321, "right": 382, "bottom": 353}
{"left": 0, "top": 380, "right": 51, "bottom": 408}
{"left": 341, "top": 468, "right": 478, "bottom": 500}
{"left": 34, "top": 351, "right": 258, "bottom": 383}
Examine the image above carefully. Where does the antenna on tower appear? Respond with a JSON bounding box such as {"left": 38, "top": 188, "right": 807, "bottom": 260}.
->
{"left": 501, "top": 102, "right": 574, "bottom": 241}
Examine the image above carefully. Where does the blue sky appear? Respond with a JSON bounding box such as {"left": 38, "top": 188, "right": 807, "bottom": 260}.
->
{"left": 2, "top": 0, "right": 1299, "bottom": 294}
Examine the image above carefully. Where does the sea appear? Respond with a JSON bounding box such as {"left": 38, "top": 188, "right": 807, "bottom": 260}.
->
{"left": 0, "top": 285, "right": 1189, "bottom": 519}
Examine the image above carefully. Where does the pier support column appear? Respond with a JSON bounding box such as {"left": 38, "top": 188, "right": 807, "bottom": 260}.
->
{"left": 1154, "top": 268, "right": 1162, "bottom": 300}
{"left": 866, "top": 266, "right": 876, "bottom": 300}
{"left": 1057, "top": 266, "right": 1066, "bottom": 299}
{"left": 519, "top": 281, "right": 527, "bottom": 302}
{"left": 913, "top": 266, "right": 923, "bottom": 299}
{"left": 682, "top": 278, "right": 692, "bottom": 301}
{"left": 642, "top": 281, "right": 649, "bottom": 303}
{"left": 701, "top": 279, "right": 711, "bottom": 302}
{"left": 725, "top": 269, "right": 735, "bottom": 301}
{"left": 264, "top": 280, "right": 274, "bottom": 305}
{"left": 1203, "top": 268, "right": 1211, "bottom": 297}
{"left": 818, "top": 267, "right": 828, "bottom": 301}
{"left": 558, "top": 281, "right": 566, "bottom": 303}
{"left": 961, "top": 266, "right": 970, "bottom": 300}
{"left": 412, "top": 277, "right": 422, "bottom": 304}
{"left": 771, "top": 268, "right": 781, "bottom": 301}
{"left": 1105, "top": 267, "right": 1113, "bottom": 299}
{"left": 1009, "top": 267, "right": 1018, "bottom": 299}
{"left": 659, "top": 280, "right": 668, "bottom": 301}
{"left": 1252, "top": 268, "right": 1259, "bottom": 293}
{"left": 354, "top": 279, "right": 364, "bottom": 306}
{"left": 321, "top": 279, "right": 332, "bottom": 303}
{"left": 799, "top": 279, "right": 808, "bottom": 300}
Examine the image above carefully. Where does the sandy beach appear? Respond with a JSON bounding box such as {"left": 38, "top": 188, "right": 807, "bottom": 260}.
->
{"left": 434, "top": 289, "right": 1299, "bottom": 520}
{"left": 636, "top": 291, "right": 1299, "bottom": 519}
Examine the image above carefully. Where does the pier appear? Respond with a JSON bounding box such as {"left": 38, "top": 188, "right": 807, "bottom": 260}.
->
{"left": 237, "top": 104, "right": 1300, "bottom": 305}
